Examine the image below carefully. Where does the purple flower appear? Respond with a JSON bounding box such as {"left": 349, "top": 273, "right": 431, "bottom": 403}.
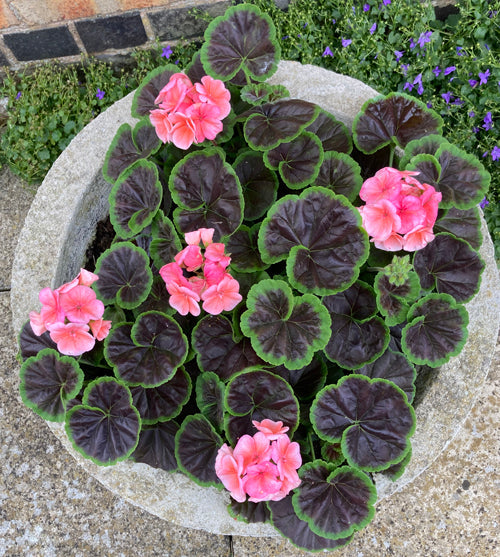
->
{"left": 472, "top": 127, "right": 480, "bottom": 134}
{"left": 409, "top": 38, "right": 416, "bottom": 50}
{"left": 479, "top": 197, "right": 489, "bottom": 209}
{"left": 427, "top": 102, "right": 433, "bottom": 108}
{"left": 174, "top": 59, "right": 180, "bottom": 65}
{"left": 453, "top": 98, "right": 464, "bottom": 105}
{"left": 322, "top": 46, "right": 333, "bottom": 57}
{"left": 161, "top": 45, "right": 173, "bottom": 59}
{"left": 15, "top": 92, "right": 22, "bottom": 100}
{"left": 342, "top": 38, "right": 352, "bottom": 48}
{"left": 469, "top": 79, "right": 478, "bottom": 88}
{"left": 96, "top": 89, "right": 105, "bottom": 100}
{"left": 483, "top": 112, "right": 493, "bottom": 131}
{"left": 444, "top": 66, "right": 455, "bottom": 75}
{"left": 364, "top": 3, "right": 370, "bottom": 11}
{"left": 403, "top": 82, "right": 413, "bottom": 92}
{"left": 491, "top": 146, "right": 500, "bottom": 161}
{"left": 413, "top": 73, "right": 424, "bottom": 95}
{"left": 433, "top": 66, "right": 441, "bottom": 77}
{"left": 441, "top": 91, "right": 452, "bottom": 104}
{"left": 417, "top": 31, "right": 432, "bottom": 48}
{"left": 482, "top": 151, "right": 488, "bottom": 158}
{"left": 332, "top": 18, "right": 336, "bottom": 24}
{"left": 468, "top": 111, "right": 475, "bottom": 118}
{"left": 478, "top": 69, "right": 490, "bottom": 85}
{"left": 394, "top": 50, "right": 404, "bottom": 61}
{"left": 369, "top": 23, "right": 377, "bottom": 35}
{"left": 401, "top": 64, "right": 409, "bottom": 76}
{"left": 282, "top": 35, "right": 289, "bottom": 40}
{"left": 383, "top": 0, "right": 391, "bottom": 5}
{"left": 456, "top": 46, "right": 464, "bottom": 56}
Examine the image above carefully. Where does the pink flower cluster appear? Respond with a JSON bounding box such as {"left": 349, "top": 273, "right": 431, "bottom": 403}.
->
{"left": 215, "top": 419, "right": 302, "bottom": 503}
{"left": 149, "top": 72, "right": 231, "bottom": 150}
{"left": 29, "top": 269, "right": 111, "bottom": 357}
{"left": 357, "top": 167, "right": 442, "bottom": 251}
{"left": 159, "top": 228, "right": 242, "bottom": 316}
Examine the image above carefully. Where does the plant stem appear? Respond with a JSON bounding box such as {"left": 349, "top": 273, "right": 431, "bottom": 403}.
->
{"left": 308, "top": 431, "right": 316, "bottom": 461}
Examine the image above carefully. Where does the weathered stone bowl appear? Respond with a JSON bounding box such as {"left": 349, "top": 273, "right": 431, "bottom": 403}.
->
{"left": 11, "top": 61, "right": 500, "bottom": 536}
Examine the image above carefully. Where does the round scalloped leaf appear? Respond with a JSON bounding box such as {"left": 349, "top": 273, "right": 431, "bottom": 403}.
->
{"left": 19, "top": 349, "right": 84, "bottom": 422}
{"left": 233, "top": 150, "right": 278, "bottom": 221}
{"left": 226, "top": 224, "right": 269, "bottom": 273}
{"left": 103, "top": 119, "right": 162, "bottom": 183}
{"left": 196, "top": 371, "right": 225, "bottom": 430}
{"left": 192, "top": 314, "right": 264, "bottom": 381}
{"left": 175, "top": 414, "right": 222, "bottom": 486}
{"left": 315, "top": 152, "right": 363, "bottom": 202}
{"left": 306, "top": 109, "right": 352, "bottom": 154}
{"left": 149, "top": 211, "right": 182, "bottom": 269}
{"left": 229, "top": 500, "right": 271, "bottom": 524}
{"left": 240, "top": 83, "right": 289, "bottom": 106}
{"left": 134, "top": 275, "right": 172, "bottom": 315}
{"left": 18, "top": 321, "right": 57, "bottom": 361}
{"left": 94, "top": 242, "right": 153, "bottom": 309}
{"left": 169, "top": 147, "right": 243, "bottom": 240}
{"left": 320, "top": 443, "right": 345, "bottom": 467}
{"left": 240, "top": 279, "right": 331, "bottom": 370}
{"left": 272, "top": 356, "right": 327, "bottom": 402}
{"left": 358, "top": 348, "right": 416, "bottom": 403}
{"left": 105, "top": 312, "right": 188, "bottom": 387}
{"left": 353, "top": 92, "right": 443, "bottom": 154}
{"left": 242, "top": 100, "right": 319, "bottom": 151}
{"left": 65, "top": 377, "right": 141, "bottom": 466}
{"left": 407, "top": 144, "right": 490, "bottom": 209}
{"left": 268, "top": 496, "right": 353, "bottom": 552}
{"left": 322, "top": 281, "right": 390, "bottom": 370}
{"left": 109, "top": 159, "right": 162, "bottom": 238}
{"left": 132, "top": 420, "right": 179, "bottom": 471}
{"left": 224, "top": 369, "right": 299, "bottom": 443}
{"left": 374, "top": 270, "right": 421, "bottom": 326}
{"left": 292, "top": 461, "right": 377, "bottom": 540}
{"left": 434, "top": 207, "right": 482, "bottom": 250}
{"left": 200, "top": 4, "right": 280, "bottom": 82}
{"left": 130, "top": 367, "right": 191, "bottom": 424}
{"left": 131, "top": 64, "right": 179, "bottom": 118}
{"left": 402, "top": 293, "right": 469, "bottom": 367}
{"left": 264, "top": 132, "right": 323, "bottom": 190}
{"left": 413, "top": 233, "right": 484, "bottom": 303}
{"left": 399, "top": 134, "right": 450, "bottom": 168}
{"left": 311, "top": 375, "right": 415, "bottom": 472}
{"left": 258, "top": 187, "right": 369, "bottom": 295}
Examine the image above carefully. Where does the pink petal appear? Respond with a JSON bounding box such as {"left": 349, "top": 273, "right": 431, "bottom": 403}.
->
{"left": 403, "top": 225, "right": 435, "bottom": 251}
{"left": 195, "top": 75, "right": 231, "bottom": 119}
{"left": 168, "top": 283, "right": 200, "bottom": 316}
{"left": 373, "top": 232, "right": 405, "bottom": 252}
{"left": 78, "top": 268, "right": 99, "bottom": 287}
{"left": 149, "top": 109, "right": 173, "bottom": 143}
{"left": 243, "top": 461, "right": 282, "bottom": 503}
{"left": 252, "top": 419, "right": 289, "bottom": 440}
{"left": 89, "top": 319, "right": 112, "bottom": 341}
{"left": 360, "top": 200, "right": 401, "bottom": 241}
{"left": 175, "top": 245, "right": 203, "bottom": 271}
{"left": 201, "top": 276, "right": 242, "bottom": 315}
{"left": 169, "top": 113, "right": 196, "bottom": 150}
{"left": 359, "top": 167, "right": 402, "bottom": 203}
{"left": 59, "top": 285, "right": 104, "bottom": 323}
{"left": 395, "top": 194, "right": 426, "bottom": 235}
{"left": 48, "top": 322, "right": 95, "bottom": 356}
{"left": 29, "top": 311, "right": 47, "bottom": 336}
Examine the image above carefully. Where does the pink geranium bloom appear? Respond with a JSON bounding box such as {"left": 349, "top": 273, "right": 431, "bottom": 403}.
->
{"left": 195, "top": 75, "right": 231, "bottom": 119}
{"left": 403, "top": 225, "right": 435, "bottom": 251}
{"left": 29, "top": 311, "right": 47, "bottom": 336}
{"left": 48, "top": 322, "right": 96, "bottom": 356}
{"left": 159, "top": 262, "right": 189, "bottom": 292}
{"left": 271, "top": 435, "right": 302, "bottom": 481}
{"left": 175, "top": 244, "right": 204, "bottom": 271}
{"left": 167, "top": 282, "right": 201, "bottom": 316}
{"left": 243, "top": 461, "right": 283, "bottom": 503}
{"left": 59, "top": 285, "right": 104, "bottom": 323}
{"left": 77, "top": 268, "right": 99, "bottom": 287}
{"left": 201, "top": 276, "right": 242, "bottom": 314}
{"left": 155, "top": 73, "right": 194, "bottom": 113}
{"left": 168, "top": 112, "right": 197, "bottom": 149}
{"left": 373, "top": 231, "right": 405, "bottom": 252}
{"left": 204, "top": 243, "right": 231, "bottom": 268}
{"left": 89, "top": 318, "right": 112, "bottom": 341}
{"left": 187, "top": 102, "right": 224, "bottom": 143}
{"left": 395, "top": 194, "right": 426, "bottom": 234}
{"left": 359, "top": 199, "right": 401, "bottom": 241}
{"left": 215, "top": 444, "right": 246, "bottom": 503}
{"left": 420, "top": 186, "right": 442, "bottom": 226}
{"left": 187, "top": 276, "right": 206, "bottom": 297}
{"left": 203, "top": 261, "right": 227, "bottom": 287}
{"left": 233, "top": 432, "right": 272, "bottom": 470}
{"left": 270, "top": 473, "right": 302, "bottom": 501}
{"left": 39, "top": 287, "right": 64, "bottom": 328}
{"left": 184, "top": 228, "right": 214, "bottom": 246}
{"left": 149, "top": 109, "right": 174, "bottom": 143}
{"left": 359, "top": 167, "right": 403, "bottom": 203}
{"left": 252, "top": 419, "right": 289, "bottom": 441}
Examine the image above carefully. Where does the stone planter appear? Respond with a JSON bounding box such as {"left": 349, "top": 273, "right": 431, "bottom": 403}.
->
{"left": 11, "top": 61, "right": 500, "bottom": 537}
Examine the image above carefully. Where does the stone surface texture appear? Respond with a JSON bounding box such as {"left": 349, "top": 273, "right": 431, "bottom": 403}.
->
{"left": 4, "top": 59, "right": 499, "bottom": 555}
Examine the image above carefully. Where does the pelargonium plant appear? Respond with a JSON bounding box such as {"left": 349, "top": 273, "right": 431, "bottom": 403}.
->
{"left": 17, "top": 3, "right": 490, "bottom": 552}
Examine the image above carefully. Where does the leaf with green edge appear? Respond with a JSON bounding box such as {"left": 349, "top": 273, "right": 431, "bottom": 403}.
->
{"left": 314, "top": 152, "right": 363, "bottom": 202}
{"left": 382, "top": 443, "right": 412, "bottom": 481}
{"left": 306, "top": 109, "right": 352, "bottom": 154}
{"left": 185, "top": 51, "right": 206, "bottom": 84}
{"left": 434, "top": 207, "right": 482, "bottom": 250}
{"left": 103, "top": 119, "right": 162, "bottom": 183}
{"left": 18, "top": 321, "right": 57, "bottom": 361}
{"left": 65, "top": 377, "right": 141, "bottom": 466}
{"left": 105, "top": 312, "right": 188, "bottom": 387}
{"left": 94, "top": 242, "right": 153, "bottom": 309}
{"left": 175, "top": 414, "right": 222, "bottom": 486}
{"left": 358, "top": 347, "right": 416, "bottom": 403}
{"left": 264, "top": 132, "right": 323, "bottom": 190}
{"left": 134, "top": 275, "right": 172, "bottom": 315}
{"left": 242, "top": 100, "right": 319, "bottom": 151}
{"left": 192, "top": 314, "right": 264, "bottom": 381}
{"left": 169, "top": 147, "right": 243, "bottom": 240}
{"left": 109, "top": 160, "right": 162, "bottom": 238}
{"left": 200, "top": 4, "right": 280, "bottom": 82}
{"left": 226, "top": 224, "right": 269, "bottom": 273}
{"left": 196, "top": 371, "right": 225, "bottom": 430}
{"left": 413, "top": 233, "right": 484, "bottom": 303}
{"left": 402, "top": 293, "right": 469, "bottom": 367}
{"left": 240, "top": 279, "right": 331, "bottom": 370}
{"left": 224, "top": 369, "right": 299, "bottom": 443}
{"left": 268, "top": 496, "right": 353, "bottom": 551}
{"left": 240, "top": 83, "right": 289, "bottom": 106}
{"left": 19, "top": 348, "right": 84, "bottom": 422}
{"left": 292, "top": 461, "right": 377, "bottom": 540}
{"left": 320, "top": 442, "right": 345, "bottom": 467}
{"left": 229, "top": 500, "right": 270, "bottom": 524}
{"left": 130, "top": 367, "right": 191, "bottom": 424}
{"left": 149, "top": 210, "right": 182, "bottom": 269}
{"left": 258, "top": 187, "right": 369, "bottom": 295}
{"left": 132, "top": 420, "right": 179, "bottom": 472}
{"left": 399, "top": 133, "right": 450, "bottom": 168}
{"left": 233, "top": 150, "right": 278, "bottom": 221}
{"left": 407, "top": 144, "right": 490, "bottom": 210}
{"left": 322, "top": 281, "right": 390, "bottom": 370}
{"left": 311, "top": 375, "right": 415, "bottom": 472}
{"left": 374, "top": 270, "right": 421, "bottom": 326}
{"left": 353, "top": 92, "right": 443, "bottom": 154}
{"left": 272, "top": 355, "right": 327, "bottom": 402}
{"left": 131, "top": 65, "right": 179, "bottom": 118}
